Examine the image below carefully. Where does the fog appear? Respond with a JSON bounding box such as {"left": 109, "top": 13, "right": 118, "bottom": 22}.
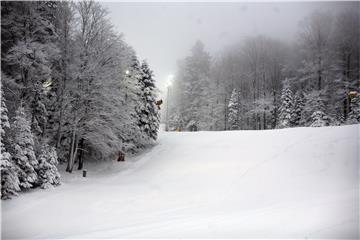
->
{"left": 102, "top": 2, "right": 356, "bottom": 94}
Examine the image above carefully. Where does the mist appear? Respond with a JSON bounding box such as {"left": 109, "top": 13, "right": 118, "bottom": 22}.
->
{"left": 102, "top": 1, "right": 357, "bottom": 93}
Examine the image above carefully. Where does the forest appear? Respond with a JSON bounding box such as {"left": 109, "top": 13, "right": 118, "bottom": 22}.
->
{"left": 1, "top": 1, "right": 160, "bottom": 199}
{"left": 1, "top": 2, "right": 359, "bottom": 238}
{"left": 168, "top": 9, "right": 360, "bottom": 131}
{"left": 1, "top": 1, "right": 359, "bottom": 201}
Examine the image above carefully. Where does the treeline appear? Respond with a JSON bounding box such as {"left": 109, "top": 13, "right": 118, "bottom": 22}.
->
{"left": 1, "top": 1, "right": 160, "bottom": 199}
{"left": 169, "top": 8, "right": 360, "bottom": 131}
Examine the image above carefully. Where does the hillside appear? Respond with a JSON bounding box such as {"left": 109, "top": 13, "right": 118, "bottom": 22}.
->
{"left": 2, "top": 125, "right": 359, "bottom": 239}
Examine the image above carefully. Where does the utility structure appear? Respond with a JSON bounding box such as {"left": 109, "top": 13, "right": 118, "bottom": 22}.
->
{"left": 165, "top": 75, "right": 173, "bottom": 131}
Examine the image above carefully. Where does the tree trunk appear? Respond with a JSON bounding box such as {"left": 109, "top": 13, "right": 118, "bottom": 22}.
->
{"left": 66, "top": 131, "right": 74, "bottom": 172}
{"left": 66, "top": 125, "right": 77, "bottom": 173}
{"left": 69, "top": 136, "right": 79, "bottom": 173}
{"left": 263, "top": 111, "right": 267, "bottom": 130}
{"left": 318, "top": 55, "right": 322, "bottom": 90}
{"left": 77, "top": 138, "right": 85, "bottom": 170}
{"left": 56, "top": 109, "right": 63, "bottom": 148}
{"left": 56, "top": 74, "right": 66, "bottom": 148}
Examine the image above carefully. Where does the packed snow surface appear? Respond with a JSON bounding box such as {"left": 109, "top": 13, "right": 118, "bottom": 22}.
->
{"left": 2, "top": 125, "right": 359, "bottom": 238}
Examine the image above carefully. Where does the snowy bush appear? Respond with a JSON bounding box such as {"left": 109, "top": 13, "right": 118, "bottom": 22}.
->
{"left": 37, "top": 144, "right": 61, "bottom": 189}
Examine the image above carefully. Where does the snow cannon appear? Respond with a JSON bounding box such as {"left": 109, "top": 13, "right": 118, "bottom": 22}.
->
{"left": 348, "top": 91, "right": 358, "bottom": 98}
{"left": 156, "top": 99, "right": 163, "bottom": 110}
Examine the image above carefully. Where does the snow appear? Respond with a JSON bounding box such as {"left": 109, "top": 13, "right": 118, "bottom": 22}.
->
{"left": 2, "top": 125, "right": 359, "bottom": 238}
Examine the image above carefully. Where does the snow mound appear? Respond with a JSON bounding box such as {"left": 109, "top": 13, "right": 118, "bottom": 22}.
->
{"left": 2, "top": 125, "right": 359, "bottom": 238}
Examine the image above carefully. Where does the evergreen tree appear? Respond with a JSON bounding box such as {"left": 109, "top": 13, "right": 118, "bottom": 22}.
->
{"left": 176, "top": 41, "right": 212, "bottom": 131}
{"left": 291, "top": 91, "right": 305, "bottom": 126}
{"left": 270, "top": 106, "right": 278, "bottom": 129}
{"left": 137, "top": 60, "right": 160, "bottom": 140}
{"left": 169, "top": 112, "right": 185, "bottom": 131}
{"left": 1, "top": 89, "right": 20, "bottom": 199}
{"left": 227, "top": 88, "right": 240, "bottom": 130}
{"left": 300, "top": 91, "right": 329, "bottom": 127}
{"left": 12, "top": 107, "right": 38, "bottom": 190}
{"left": 278, "top": 84, "right": 293, "bottom": 128}
{"left": 37, "top": 144, "right": 60, "bottom": 189}
{"left": 347, "top": 95, "right": 360, "bottom": 124}
{"left": 122, "top": 55, "right": 149, "bottom": 151}
{"left": 310, "top": 110, "right": 329, "bottom": 127}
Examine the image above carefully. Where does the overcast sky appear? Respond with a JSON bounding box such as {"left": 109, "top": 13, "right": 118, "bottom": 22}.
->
{"left": 101, "top": 2, "right": 356, "bottom": 96}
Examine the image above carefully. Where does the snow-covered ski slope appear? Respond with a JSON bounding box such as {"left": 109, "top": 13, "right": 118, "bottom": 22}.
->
{"left": 2, "top": 125, "right": 359, "bottom": 239}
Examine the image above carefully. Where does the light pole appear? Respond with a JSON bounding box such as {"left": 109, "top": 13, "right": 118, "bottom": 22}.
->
{"left": 165, "top": 75, "right": 173, "bottom": 131}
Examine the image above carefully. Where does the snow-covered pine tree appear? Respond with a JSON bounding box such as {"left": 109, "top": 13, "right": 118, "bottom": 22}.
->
{"left": 300, "top": 91, "right": 329, "bottom": 127}
{"left": 270, "top": 107, "right": 278, "bottom": 129}
{"left": 278, "top": 84, "right": 293, "bottom": 128}
{"left": 0, "top": 149, "right": 21, "bottom": 200}
{"left": 37, "top": 144, "right": 60, "bottom": 189}
{"left": 120, "top": 55, "right": 149, "bottom": 151}
{"left": 129, "top": 55, "right": 143, "bottom": 86}
{"left": 138, "top": 60, "right": 160, "bottom": 140}
{"left": 227, "top": 88, "right": 240, "bottom": 130}
{"left": 1, "top": 89, "right": 20, "bottom": 199}
{"left": 310, "top": 110, "right": 329, "bottom": 127}
{"left": 169, "top": 112, "right": 185, "bottom": 131}
{"left": 347, "top": 94, "right": 360, "bottom": 124}
{"left": 31, "top": 89, "right": 48, "bottom": 137}
{"left": 12, "top": 107, "right": 38, "bottom": 190}
{"left": 291, "top": 91, "right": 305, "bottom": 126}
{"left": 175, "top": 41, "right": 211, "bottom": 131}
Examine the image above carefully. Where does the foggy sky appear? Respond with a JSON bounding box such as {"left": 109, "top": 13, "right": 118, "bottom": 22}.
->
{"left": 101, "top": 2, "right": 356, "bottom": 96}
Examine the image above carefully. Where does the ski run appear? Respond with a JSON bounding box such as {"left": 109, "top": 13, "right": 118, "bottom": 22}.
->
{"left": 2, "top": 125, "right": 359, "bottom": 239}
